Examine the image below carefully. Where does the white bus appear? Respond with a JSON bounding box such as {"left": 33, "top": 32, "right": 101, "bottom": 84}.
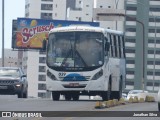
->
{"left": 44, "top": 26, "right": 126, "bottom": 101}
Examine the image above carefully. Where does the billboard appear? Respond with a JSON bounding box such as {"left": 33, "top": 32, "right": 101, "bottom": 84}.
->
{"left": 12, "top": 18, "right": 99, "bottom": 49}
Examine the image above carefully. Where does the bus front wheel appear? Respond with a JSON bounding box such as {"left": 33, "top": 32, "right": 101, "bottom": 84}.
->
{"left": 72, "top": 92, "right": 79, "bottom": 101}
{"left": 52, "top": 91, "right": 60, "bottom": 101}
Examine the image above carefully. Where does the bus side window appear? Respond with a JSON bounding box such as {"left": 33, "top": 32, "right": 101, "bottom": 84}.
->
{"left": 118, "top": 36, "right": 121, "bottom": 58}
{"left": 122, "top": 36, "right": 126, "bottom": 58}
{"left": 120, "top": 36, "right": 125, "bottom": 58}
{"left": 113, "top": 35, "right": 117, "bottom": 58}
{"left": 109, "top": 34, "right": 113, "bottom": 57}
{"left": 116, "top": 35, "right": 120, "bottom": 58}
{"left": 104, "top": 37, "right": 110, "bottom": 55}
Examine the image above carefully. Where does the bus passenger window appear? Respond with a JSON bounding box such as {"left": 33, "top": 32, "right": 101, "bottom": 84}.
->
{"left": 118, "top": 36, "right": 122, "bottom": 58}
{"left": 113, "top": 35, "right": 118, "bottom": 57}
{"left": 108, "top": 34, "right": 112, "bottom": 57}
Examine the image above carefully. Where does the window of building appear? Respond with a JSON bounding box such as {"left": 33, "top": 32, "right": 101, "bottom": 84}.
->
{"left": 38, "top": 75, "right": 46, "bottom": 81}
{"left": 147, "top": 61, "right": 154, "bottom": 65}
{"left": 125, "top": 81, "right": 134, "bottom": 85}
{"left": 149, "top": 29, "right": 155, "bottom": 33}
{"left": 126, "top": 71, "right": 134, "bottom": 74}
{"left": 41, "top": 13, "right": 52, "bottom": 19}
{"left": 39, "top": 57, "right": 46, "bottom": 63}
{"left": 42, "top": 0, "right": 53, "bottom": 1}
{"left": 86, "top": 5, "right": 89, "bottom": 7}
{"left": 156, "top": 40, "right": 160, "bottom": 43}
{"left": 150, "top": 7, "right": 160, "bottom": 12}
{"left": 149, "top": 17, "right": 160, "bottom": 22}
{"left": 126, "top": 28, "right": 136, "bottom": 32}
{"left": 147, "top": 71, "right": 153, "bottom": 75}
{"left": 38, "top": 92, "right": 46, "bottom": 98}
{"left": 41, "top": 4, "right": 53, "bottom": 10}
{"left": 148, "top": 50, "right": 154, "bottom": 54}
{"left": 155, "top": 61, "right": 160, "bottom": 65}
{"left": 126, "top": 6, "right": 137, "bottom": 11}
{"left": 38, "top": 83, "right": 46, "bottom": 90}
{"left": 126, "top": 16, "right": 136, "bottom": 21}
{"left": 39, "top": 51, "right": 46, "bottom": 55}
{"left": 146, "top": 82, "right": 153, "bottom": 86}
{"left": 155, "top": 72, "right": 160, "bottom": 76}
{"left": 156, "top": 50, "right": 160, "bottom": 54}
{"left": 39, "top": 66, "right": 46, "bottom": 72}
{"left": 25, "top": 13, "right": 29, "bottom": 17}
{"left": 126, "top": 60, "right": 135, "bottom": 64}
{"left": 125, "top": 49, "right": 135, "bottom": 53}
{"left": 125, "top": 38, "right": 136, "bottom": 43}
{"left": 148, "top": 39, "right": 155, "bottom": 43}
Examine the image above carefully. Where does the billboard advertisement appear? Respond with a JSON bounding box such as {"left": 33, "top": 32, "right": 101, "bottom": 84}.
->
{"left": 12, "top": 18, "right": 99, "bottom": 49}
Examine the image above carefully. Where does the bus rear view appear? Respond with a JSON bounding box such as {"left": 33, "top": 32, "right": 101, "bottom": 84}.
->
{"left": 46, "top": 26, "right": 125, "bottom": 101}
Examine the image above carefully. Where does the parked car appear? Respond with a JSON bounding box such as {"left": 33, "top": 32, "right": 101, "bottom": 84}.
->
{"left": 122, "top": 93, "right": 127, "bottom": 100}
{"left": 0, "top": 67, "right": 28, "bottom": 98}
{"left": 127, "top": 90, "right": 148, "bottom": 100}
{"left": 158, "top": 88, "right": 160, "bottom": 111}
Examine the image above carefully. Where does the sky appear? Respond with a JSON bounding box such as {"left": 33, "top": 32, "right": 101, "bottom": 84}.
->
{"left": 0, "top": 0, "right": 25, "bottom": 57}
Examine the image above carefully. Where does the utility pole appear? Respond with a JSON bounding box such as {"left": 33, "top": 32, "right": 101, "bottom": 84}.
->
{"left": 2, "top": 0, "right": 5, "bottom": 67}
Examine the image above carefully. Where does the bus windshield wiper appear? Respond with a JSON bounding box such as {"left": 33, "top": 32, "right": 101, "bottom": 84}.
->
{"left": 75, "top": 50, "right": 88, "bottom": 67}
{"left": 61, "top": 40, "right": 74, "bottom": 66}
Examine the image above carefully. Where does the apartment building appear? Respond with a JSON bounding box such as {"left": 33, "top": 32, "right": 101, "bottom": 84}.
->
{"left": 125, "top": 0, "right": 160, "bottom": 92}
{"left": 0, "top": 49, "right": 22, "bottom": 67}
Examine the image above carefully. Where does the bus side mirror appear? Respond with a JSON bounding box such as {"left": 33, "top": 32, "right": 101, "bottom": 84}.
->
{"left": 42, "top": 39, "right": 47, "bottom": 51}
{"left": 105, "top": 42, "right": 110, "bottom": 52}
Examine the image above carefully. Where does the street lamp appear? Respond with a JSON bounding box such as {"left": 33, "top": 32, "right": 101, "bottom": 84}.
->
{"left": 115, "top": 0, "right": 120, "bottom": 30}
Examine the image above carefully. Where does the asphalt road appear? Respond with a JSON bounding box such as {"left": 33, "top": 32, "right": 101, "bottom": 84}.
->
{"left": 0, "top": 95, "right": 159, "bottom": 120}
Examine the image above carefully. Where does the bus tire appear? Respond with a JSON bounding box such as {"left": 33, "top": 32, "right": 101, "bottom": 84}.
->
{"left": 52, "top": 91, "right": 60, "bottom": 101}
{"left": 65, "top": 94, "right": 72, "bottom": 101}
{"left": 117, "top": 76, "right": 123, "bottom": 100}
{"left": 72, "top": 92, "right": 79, "bottom": 101}
{"left": 102, "top": 80, "right": 111, "bottom": 101}
{"left": 112, "top": 76, "right": 122, "bottom": 100}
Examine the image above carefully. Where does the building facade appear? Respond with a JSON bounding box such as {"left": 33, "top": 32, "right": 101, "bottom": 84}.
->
{"left": 0, "top": 49, "right": 22, "bottom": 67}
{"left": 125, "top": 0, "right": 160, "bottom": 92}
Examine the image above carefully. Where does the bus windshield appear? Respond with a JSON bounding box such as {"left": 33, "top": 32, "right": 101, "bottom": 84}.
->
{"left": 47, "top": 31, "right": 104, "bottom": 71}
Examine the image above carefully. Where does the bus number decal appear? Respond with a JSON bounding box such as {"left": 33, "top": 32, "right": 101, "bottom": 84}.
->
{"left": 59, "top": 72, "right": 66, "bottom": 77}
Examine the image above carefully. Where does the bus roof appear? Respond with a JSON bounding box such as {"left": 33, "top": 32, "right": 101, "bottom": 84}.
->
{"left": 49, "top": 25, "right": 124, "bottom": 35}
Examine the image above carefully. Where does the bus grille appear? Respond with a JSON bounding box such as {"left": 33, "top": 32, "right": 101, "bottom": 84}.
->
{"left": 59, "top": 76, "right": 91, "bottom": 81}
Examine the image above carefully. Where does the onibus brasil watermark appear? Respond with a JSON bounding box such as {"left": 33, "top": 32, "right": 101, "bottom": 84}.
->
{"left": 2, "top": 112, "right": 42, "bottom": 118}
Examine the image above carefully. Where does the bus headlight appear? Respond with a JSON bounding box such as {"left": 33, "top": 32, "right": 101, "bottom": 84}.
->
{"left": 92, "top": 69, "right": 103, "bottom": 80}
{"left": 47, "top": 70, "right": 57, "bottom": 80}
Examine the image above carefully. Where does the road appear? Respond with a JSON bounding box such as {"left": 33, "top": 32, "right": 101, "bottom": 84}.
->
{"left": 0, "top": 95, "right": 159, "bottom": 120}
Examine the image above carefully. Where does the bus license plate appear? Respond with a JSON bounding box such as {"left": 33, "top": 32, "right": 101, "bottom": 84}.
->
{"left": 69, "top": 83, "right": 79, "bottom": 87}
{"left": 0, "top": 86, "right": 8, "bottom": 89}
